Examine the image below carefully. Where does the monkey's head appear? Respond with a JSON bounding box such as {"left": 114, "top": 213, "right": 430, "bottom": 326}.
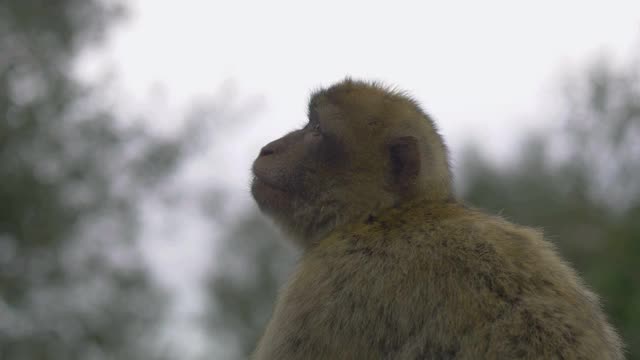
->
{"left": 252, "top": 79, "right": 452, "bottom": 247}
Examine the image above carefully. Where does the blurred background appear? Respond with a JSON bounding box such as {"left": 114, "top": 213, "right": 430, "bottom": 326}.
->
{"left": 0, "top": 0, "right": 638, "bottom": 359}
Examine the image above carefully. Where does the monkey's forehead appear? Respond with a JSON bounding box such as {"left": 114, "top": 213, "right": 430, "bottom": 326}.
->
{"left": 308, "top": 78, "right": 424, "bottom": 119}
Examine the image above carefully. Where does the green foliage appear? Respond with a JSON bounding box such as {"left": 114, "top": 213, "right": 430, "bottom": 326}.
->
{"left": 0, "top": 1, "right": 190, "bottom": 359}
{"left": 461, "top": 57, "right": 640, "bottom": 358}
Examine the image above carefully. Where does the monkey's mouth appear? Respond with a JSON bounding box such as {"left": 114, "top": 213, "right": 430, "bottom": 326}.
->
{"left": 252, "top": 175, "right": 288, "bottom": 193}
{"left": 251, "top": 176, "right": 292, "bottom": 211}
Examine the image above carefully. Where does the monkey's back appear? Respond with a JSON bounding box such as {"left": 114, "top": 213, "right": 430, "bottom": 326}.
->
{"left": 254, "top": 201, "right": 623, "bottom": 360}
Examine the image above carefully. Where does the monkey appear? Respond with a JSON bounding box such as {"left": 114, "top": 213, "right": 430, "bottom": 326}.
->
{"left": 250, "top": 78, "right": 624, "bottom": 359}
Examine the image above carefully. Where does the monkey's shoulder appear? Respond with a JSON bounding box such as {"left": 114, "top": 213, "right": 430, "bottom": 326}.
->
{"left": 277, "top": 206, "right": 622, "bottom": 359}
{"left": 315, "top": 203, "right": 549, "bottom": 268}
{"left": 309, "top": 204, "right": 599, "bottom": 315}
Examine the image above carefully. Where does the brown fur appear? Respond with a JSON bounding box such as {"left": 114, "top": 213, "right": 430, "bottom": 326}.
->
{"left": 251, "top": 79, "right": 623, "bottom": 359}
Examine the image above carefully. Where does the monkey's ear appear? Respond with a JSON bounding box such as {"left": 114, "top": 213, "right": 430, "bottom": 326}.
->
{"left": 387, "top": 136, "right": 421, "bottom": 193}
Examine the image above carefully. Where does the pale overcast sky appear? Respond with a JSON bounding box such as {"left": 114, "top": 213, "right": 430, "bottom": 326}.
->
{"left": 85, "top": 1, "right": 640, "bottom": 357}
{"left": 99, "top": 0, "right": 640, "bottom": 185}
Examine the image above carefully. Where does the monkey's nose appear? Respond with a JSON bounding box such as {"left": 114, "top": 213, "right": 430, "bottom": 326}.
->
{"left": 259, "top": 146, "right": 275, "bottom": 157}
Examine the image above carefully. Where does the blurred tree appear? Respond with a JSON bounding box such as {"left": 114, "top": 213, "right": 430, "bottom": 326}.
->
{"left": 461, "top": 56, "right": 640, "bottom": 358}
{"left": 0, "top": 1, "right": 193, "bottom": 359}
{"left": 205, "top": 208, "right": 297, "bottom": 359}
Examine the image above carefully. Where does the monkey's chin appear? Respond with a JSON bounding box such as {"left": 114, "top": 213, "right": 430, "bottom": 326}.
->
{"left": 251, "top": 177, "right": 292, "bottom": 213}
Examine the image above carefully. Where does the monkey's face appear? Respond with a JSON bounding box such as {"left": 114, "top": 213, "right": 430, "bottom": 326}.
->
{"left": 251, "top": 103, "right": 365, "bottom": 246}
{"left": 251, "top": 124, "right": 347, "bottom": 212}
{"left": 251, "top": 82, "right": 428, "bottom": 247}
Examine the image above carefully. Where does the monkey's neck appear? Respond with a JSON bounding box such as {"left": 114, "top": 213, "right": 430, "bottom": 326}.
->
{"left": 305, "top": 197, "right": 461, "bottom": 250}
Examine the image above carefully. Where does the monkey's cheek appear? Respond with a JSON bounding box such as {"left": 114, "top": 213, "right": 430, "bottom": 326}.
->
{"left": 251, "top": 178, "right": 293, "bottom": 214}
